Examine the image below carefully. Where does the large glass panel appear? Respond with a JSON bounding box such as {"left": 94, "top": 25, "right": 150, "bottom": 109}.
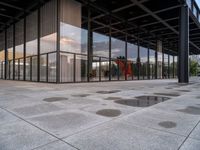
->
{"left": 149, "top": 49, "right": 155, "bottom": 79}
{"left": 174, "top": 56, "right": 178, "bottom": 77}
{"left": 15, "top": 20, "right": 24, "bottom": 59}
{"left": 26, "top": 11, "right": 38, "bottom": 57}
{"left": 157, "top": 52, "right": 163, "bottom": 79}
{"left": 92, "top": 32, "right": 109, "bottom": 81}
{"left": 40, "top": 0, "right": 57, "bottom": 82}
{"left": 169, "top": 55, "right": 174, "bottom": 78}
{"left": 60, "top": 52, "right": 74, "bottom": 82}
{"left": 48, "top": 53, "right": 57, "bottom": 82}
{"left": 60, "top": 0, "right": 88, "bottom": 82}
{"left": 19, "top": 59, "right": 23, "bottom": 80}
{"left": 40, "top": 54, "right": 47, "bottom": 82}
{"left": 26, "top": 11, "right": 38, "bottom": 81}
{"left": 7, "top": 26, "right": 13, "bottom": 79}
{"left": 100, "top": 57, "right": 109, "bottom": 81}
{"left": 90, "top": 56, "right": 100, "bottom": 81}
{"left": 15, "top": 20, "right": 24, "bottom": 80}
{"left": 76, "top": 54, "right": 87, "bottom": 82}
{"left": 26, "top": 57, "right": 31, "bottom": 81}
{"left": 110, "top": 58, "right": 118, "bottom": 80}
{"left": 111, "top": 38, "right": 125, "bottom": 80}
{"left": 14, "top": 59, "right": 19, "bottom": 79}
{"left": 163, "top": 53, "right": 169, "bottom": 78}
{"left": 32, "top": 56, "right": 38, "bottom": 81}
{"left": 40, "top": 0, "right": 57, "bottom": 54}
{"left": 127, "top": 43, "right": 138, "bottom": 80}
{"left": 140, "top": 46, "right": 148, "bottom": 79}
{"left": 93, "top": 32, "right": 109, "bottom": 57}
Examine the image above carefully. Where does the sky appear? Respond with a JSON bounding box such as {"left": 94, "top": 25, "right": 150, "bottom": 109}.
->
{"left": 196, "top": 0, "right": 200, "bottom": 7}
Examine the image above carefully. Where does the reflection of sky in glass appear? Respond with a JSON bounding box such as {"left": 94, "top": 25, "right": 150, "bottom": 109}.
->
{"left": 140, "top": 46, "right": 147, "bottom": 62}
{"left": 60, "top": 22, "right": 87, "bottom": 54}
{"left": 164, "top": 54, "right": 168, "bottom": 65}
{"left": 111, "top": 38, "right": 125, "bottom": 58}
{"left": 127, "top": 43, "right": 137, "bottom": 61}
{"left": 93, "top": 32, "right": 109, "bottom": 57}
{"left": 149, "top": 49, "right": 155, "bottom": 63}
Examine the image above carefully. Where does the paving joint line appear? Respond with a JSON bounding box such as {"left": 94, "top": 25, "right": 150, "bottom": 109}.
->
{"left": 177, "top": 119, "right": 200, "bottom": 150}
{"left": 0, "top": 106, "right": 80, "bottom": 150}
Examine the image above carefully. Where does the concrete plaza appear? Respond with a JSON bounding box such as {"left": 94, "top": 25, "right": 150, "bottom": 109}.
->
{"left": 0, "top": 78, "right": 200, "bottom": 150}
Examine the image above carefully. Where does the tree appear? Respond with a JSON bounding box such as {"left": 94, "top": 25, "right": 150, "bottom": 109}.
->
{"left": 189, "top": 60, "right": 199, "bottom": 76}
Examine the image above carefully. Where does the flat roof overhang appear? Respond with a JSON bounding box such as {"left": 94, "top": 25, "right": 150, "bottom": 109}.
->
{"left": 0, "top": 0, "right": 200, "bottom": 55}
{"left": 78, "top": 0, "right": 200, "bottom": 55}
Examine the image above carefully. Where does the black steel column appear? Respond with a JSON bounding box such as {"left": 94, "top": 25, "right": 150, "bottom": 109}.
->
{"left": 178, "top": 4, "right": 189, "bottom": 83}
{"left": 162, "top": 50, "right": 164, "bottom": 79}
{"left": 13, "top": 24, "right": 15, "bottom": 80}
{"left": 173, "top": 56, "right": 175, "bottom": 78}
{"left": 147, "top": 46, "right": 150, "bottom": 79}
{"left": 155, "top": 43, "right": 158, "bottom": 79}
{"left": 109, "top": 18, "right": 111, "bottom": 81}
{"left": 87, "top": 7, "right": 92, "bottom": 82}
{"left": 125, "top": 34, "right": 128, "bottom": 80}
{"left": 4, "top": 29, "right": 7, "bottom": 79}
{"left": 137, "top": 38, "right": 140, "bottom": 80}
{"left": 168, "top": 54, "right": 170, "bottom": 78}
{"left": 37, "top": 9, "right": 40, "bottom": 82}
{"left": 56, "top": 0, "right": 60, "bottom": 83}
{"left": 23, "top": 17, "right": 26, "bottom": 81}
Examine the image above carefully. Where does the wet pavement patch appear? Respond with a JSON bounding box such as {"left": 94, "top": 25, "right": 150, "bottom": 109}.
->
{"left": 165, "top": 87, "right": 173, "bottom": 89}
{"left": 104, "top": 97, "right": 122, "bottom": 100}
{"left": 158, "top": 121, "right": 177, "bottom": 128}
{"left": 43, "top": 97, "right": 68, "bottom": 102}
{"left": 176, "top": 90, "right": 190, "bottom": 92}
{"left": 176, "top": 106, "right": 200, "bottom": 115}
{"left": 154, "top": 92, "right": 180, "bottom": 97}
{"left": 96, "top": 109, "right": 121, "bottom": 117}
{"left": 135, "top": 96, "right": 170, "bottom": 101}
{"left": 71, "top": 94, "right": 90, "bottom": 97}
{"left": 96, "top": 90, "right": 121, "bottom": 94}
{"left": 115, "top": 96, "right": 170, "bottom": 107}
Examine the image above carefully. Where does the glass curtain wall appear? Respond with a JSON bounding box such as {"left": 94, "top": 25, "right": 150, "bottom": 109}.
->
{"left": 149, "top": 49, "right": 155, "bottom": 79}
{"left": 7, "top": 26, "right": 13, "bottom": 79}
{"left": 163, "top": 53, "right": 169, "bottom": 78}
{"left": 0, "top": 32, "right": 5, "bottom": 79}
{"left": 174, "top": 56, "right": 178, "bottom": 77}
{"left": 15, "top": 20, "right": 24, "bottom": 80}
{"left": 111, "top": 37, "right": 125, "bottom": 80}
{"left": 40, "top": 0, "right": 57, "bottom": 82}
{"left": 127, "top": 42, "right": 137, "bottom": 80}
{"left": 60, "top": 0, "right": 87, "bottom": 82}
{"left": 26, "top": 11, "right": 38, "bottom": 81}
{"left": 92, "top": 32, "right": 109, "bottom": 81}
{"left": 140, "top": 46, "right": 148, "bottom": 79}
{"left": 169, "top": 55, "right": 174, "bottom": 78}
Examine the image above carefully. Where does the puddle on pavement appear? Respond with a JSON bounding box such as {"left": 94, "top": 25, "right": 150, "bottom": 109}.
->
{"left": 71, "top": 94, "right": 90, "bottom": 97}
{"left": 43, "top": 97, "right": 68, "bottom": 102}
{"left": 154, "top": 92, "right": 180, "bottom": 97}
{"left": 104, "top": 97, "right": 122, "bottom": 100}
{"left": 176, "top": 90, "right": 190, "bottom": 92}
{"left": 165, "top": 87, "right": 173, "bottom": 89}
{"left": 115, "top": 96, "right": 170, "bottom": 107}
{"left": 96, "top": 90, "right": 121, "bottom": 94}
{"left": 176, "top": 106, "right": 200, "bottom": 115}
{"left": 158, "top": 121, "right": 177, "bottom": 128}
{"left": 96, "top": 109, "right": 121, "bottom": 117}
{"left": 135, "top": 96, "right": 170, "bottom": 101}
